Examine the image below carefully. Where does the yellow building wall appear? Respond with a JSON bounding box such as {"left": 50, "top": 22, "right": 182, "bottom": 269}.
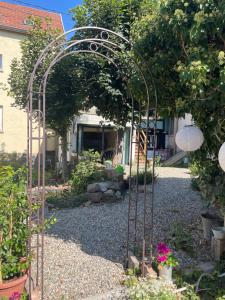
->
{"left": 0, "top": 29, "right": 42, "bottom": 155}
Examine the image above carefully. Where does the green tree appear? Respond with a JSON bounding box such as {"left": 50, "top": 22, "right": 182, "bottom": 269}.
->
{"left": 8, "top": 18, "right": 84, "bottom": 179}
{"left": 133, "top": 0, "right": 225, "bottom": 210}
{"left": 70, "top": 0, "right": 145, "bottom": 125}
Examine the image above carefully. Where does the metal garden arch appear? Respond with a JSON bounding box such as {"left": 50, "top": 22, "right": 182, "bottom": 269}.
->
{"left": 27, "top": 26, "right": 158, "bottom": 299}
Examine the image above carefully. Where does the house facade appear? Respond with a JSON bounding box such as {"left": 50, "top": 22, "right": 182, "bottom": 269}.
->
{"left": 66, "top": 108, "right": 192, "bottom": 167}
{"left": 0, "top": 1, "right": 63, "bottom": 158}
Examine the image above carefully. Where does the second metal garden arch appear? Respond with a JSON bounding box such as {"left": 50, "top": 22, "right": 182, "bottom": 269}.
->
{"left": 26, "top": 26, "right": 158, "bottom": 299}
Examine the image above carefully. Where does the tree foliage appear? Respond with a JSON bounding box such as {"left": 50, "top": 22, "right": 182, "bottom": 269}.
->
{"left": 8, "top": 18, "right": 84, "bottom": 137}
{"left": 133, "top": 0, "right": 225, "bottom": 210}
{"left": 8, "top": 18, "right": 85, "bottom": 178}
{"left": 71, "top": 0, "right": 147, "bottom": 125}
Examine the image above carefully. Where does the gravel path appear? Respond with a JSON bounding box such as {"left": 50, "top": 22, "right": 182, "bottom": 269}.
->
{"left": 42, "top": 167, "right": 204, "bottom": 299}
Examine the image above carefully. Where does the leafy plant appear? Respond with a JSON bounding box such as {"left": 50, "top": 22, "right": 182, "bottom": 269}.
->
{"left": 191, "top": 178, "right": 200, "bottom": 192}
{"left": 115, "top": 165, "right": 125, "bottom": 175}
{"left": 125, "top": 277, "right": 177, "bottom": 300}
{"left": 132, "top": 0, "right": 225, "bottom": 212}
{"left": 0, "top": 166, "right": 30, "bottom": 283}
{"left": 0, "top": 152, "right": 26, "bottom": 170}
{"left": 0, "top": 166, "right": 55, "bottom": 283}
{"left": 167, "top": 223, "right": 194, "bottom": 256}
{"left": 174, "top": 255, "right": 225, "bottom": 299}
{"left": 70, "top": 150, "right": 106, "bottom": 194}
{"left": 133, "top": 171, "right": 156, "bottom": 185}
{"left": 46, "top": 191, "right": 86, "bottom": 209}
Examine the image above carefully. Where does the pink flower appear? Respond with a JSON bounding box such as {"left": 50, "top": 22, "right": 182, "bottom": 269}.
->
{"left": 9, "top": 292, "right": 21, "bottom": 300}
{"left": 157, "top": 255, "right": 167, "bottom": 263}
{"left": 157, "top": 243, "right": 171, "bottom": 255}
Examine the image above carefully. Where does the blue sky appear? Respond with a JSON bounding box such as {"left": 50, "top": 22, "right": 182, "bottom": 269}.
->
{"left": 4, "top": 0, "right": 83, "bottom": 31}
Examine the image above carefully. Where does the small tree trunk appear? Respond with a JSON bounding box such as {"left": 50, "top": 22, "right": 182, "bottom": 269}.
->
{"left": 61, "top": 134, "right": 68, "bottom": 181}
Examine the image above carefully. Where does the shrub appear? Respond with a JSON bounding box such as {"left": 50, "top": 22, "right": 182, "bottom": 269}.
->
{"left": 0, "top": 152, "right": 26, "bottom": 169}
{"left": 0, "top": 166, "right": 56, "bottom": 283}
{"left": 125, "top": 277, "right": 177, "bottom": 300}
{"left": 167, "top": 222, "right": 194, "bottom": 256}
{"left": 133, "top": 171, "right": 155, "bottom": 185}
{"left": 0, "top": 166, "right": 29, "bottom": 282}
{"left": 46, "top": 191, "right": 86, "bottom": 209}
{"left": 70, "top": 150, "right": 106, "bottom": 194}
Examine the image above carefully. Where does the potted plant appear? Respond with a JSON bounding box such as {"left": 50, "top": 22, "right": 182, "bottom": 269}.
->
{"left": 0, "top": 166, "right": 31, "bottom": 299}
{"left": 156, "top": 243, "right": 178, "bottom": 282}
{"left": 0, "top": 166, "right": 54, "bottom": 299}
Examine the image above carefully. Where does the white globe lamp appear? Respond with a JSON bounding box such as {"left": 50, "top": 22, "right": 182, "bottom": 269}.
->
{"left": 175, "top": 125, "right": 204, "bottom": 152}
{"left": 219, "top": 142, "right": 225, "bottom": 172}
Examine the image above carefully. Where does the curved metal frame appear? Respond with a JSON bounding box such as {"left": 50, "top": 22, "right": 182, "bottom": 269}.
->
{"left": 27, "top": 26, "right": 158, "bottom": 299}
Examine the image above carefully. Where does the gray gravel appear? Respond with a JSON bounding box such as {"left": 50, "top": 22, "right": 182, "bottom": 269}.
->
{"left": 41, "top": 167, "right": 205, "bottom": 299}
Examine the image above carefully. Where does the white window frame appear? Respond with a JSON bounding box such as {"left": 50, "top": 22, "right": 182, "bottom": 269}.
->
{"left": 0, "top": 54, "right": 2, "bottom": 71}
{"left": 0, "top": 106, "right": 3, "bottom": 132}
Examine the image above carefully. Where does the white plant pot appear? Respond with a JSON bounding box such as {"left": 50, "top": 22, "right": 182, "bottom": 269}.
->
{"left": 158, "top": 265, "right": 173, "bottom": 282}
{"left": 212, "top": 227, "right": 225, "bottom": 240}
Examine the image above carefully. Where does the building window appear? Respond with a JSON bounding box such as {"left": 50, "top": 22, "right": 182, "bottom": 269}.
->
{"left": 0, "top": 54, "right": 2, "bottom": 71}
{"left": 0, "top": 106, "right": 3, "bottom": 132}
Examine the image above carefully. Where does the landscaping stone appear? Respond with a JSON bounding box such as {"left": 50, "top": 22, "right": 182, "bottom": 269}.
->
{"left": 87, "top": 182, "right": 110, "bottom": 193}
{"left": 128, "top": 255, "right": 140, "bottom": 269}
{"left": 84, "top": 201, "right": 92, "bottom": 207}
{"left": 142, "top": 264, "right": 157, "bottom": 278}
{"left": 86, "top": 192, "right": 103, "bottom": 203}
{"left": 115, "top": 191, "right": 122, "bottom": 199}
{"left": 102, "top": 189, "right": 115, "bottom": 202}
{"left": 109, "top": 182, "right": 124, "bottom": 191}
{"left": 86, "top": 181, "right": 125, "bottom": 204}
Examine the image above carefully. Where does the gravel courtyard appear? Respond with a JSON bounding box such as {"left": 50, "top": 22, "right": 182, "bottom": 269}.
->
{"left": 43, "top": 167, "right": 204, "bottom": 300}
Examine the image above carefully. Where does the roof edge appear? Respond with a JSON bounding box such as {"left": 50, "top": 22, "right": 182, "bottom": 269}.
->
{"left": 0, "top": 24, "right": 27, "bottom": 34}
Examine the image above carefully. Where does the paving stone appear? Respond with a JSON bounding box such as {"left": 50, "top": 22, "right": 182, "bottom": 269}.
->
{"left": 86, "top": 192, "right": 103, "bottom": 203}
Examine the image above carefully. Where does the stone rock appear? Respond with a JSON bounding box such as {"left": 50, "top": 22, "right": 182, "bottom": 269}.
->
{"left": 87, "top": 182, "right": 110, "bottom": 193}
{"left": 128, "top": 255, "right": 140, "bottom": 270}
{"left": 104, "top": 189, "right": 114, "bottom": 196}
{"left": 86, "top": 192, "right": 103, "bottom": 203}
{"left": 198, "top": 261, "right": 216, "bottom": 273}
{"left": 87, "top": 183, "right": 98, "bottom": 193}
{"left": 98, "top": 182, "right": 110, "bottom": 192}
{"left": 141, "top": 263, "right": 157, "bottom": 278}
{"left": 102, "top": 189, "right": 116, "bottom": 202}
{"left": 109, "top": 182, "right": 124, "bottom": 191}
{"left": 84, "top": 201, "right": 92, "bottom": 207}
{"left": 115, "top": 191, "right": 122, "bottom": 199}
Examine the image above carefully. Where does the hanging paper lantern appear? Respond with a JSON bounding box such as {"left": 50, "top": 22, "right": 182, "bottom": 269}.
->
{"left": 175, "top": 125, "right": 204, "bottom": 152}
{"left": 219, "top": 142, "right": 225, "bottom": 172}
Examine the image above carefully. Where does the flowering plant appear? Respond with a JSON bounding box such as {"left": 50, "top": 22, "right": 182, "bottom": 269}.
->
{"left": 156, "top": 243, "right": 178, "bottom": 268}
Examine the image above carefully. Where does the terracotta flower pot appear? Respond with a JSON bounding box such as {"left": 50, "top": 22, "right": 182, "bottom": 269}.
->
{"left": 0, "top": 273, "right": 28, "bottom": 299}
